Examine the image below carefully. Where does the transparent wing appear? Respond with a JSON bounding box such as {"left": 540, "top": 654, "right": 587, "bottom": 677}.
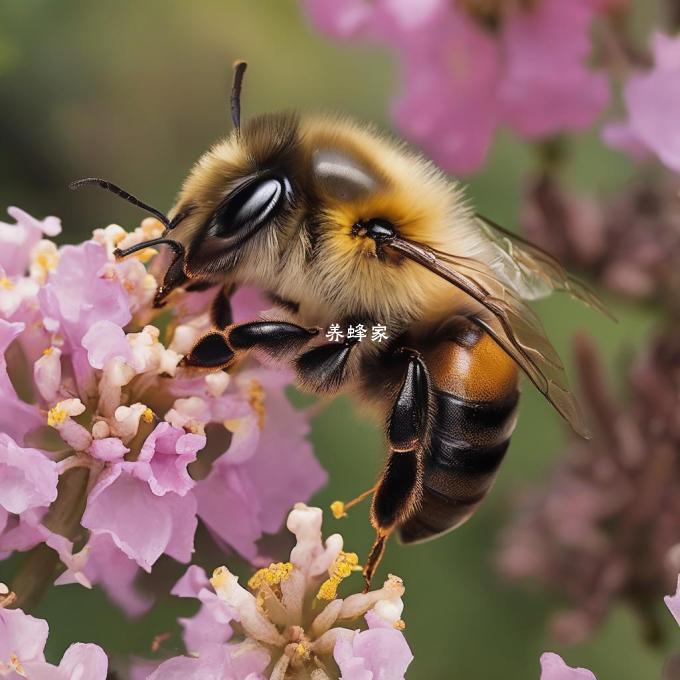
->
{"left": 470, "top": 214, "right": 611, "bottom": 318}
{"left": 388, "top": 237, "right": 590, "bottom": 438}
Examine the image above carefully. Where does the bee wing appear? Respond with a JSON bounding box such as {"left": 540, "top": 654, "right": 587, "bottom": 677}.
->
{"left": 472, "top": 214, "right": 611, "bottom": 317}
{"left": 388, "top": 237, "right": 590, "bottom": 438}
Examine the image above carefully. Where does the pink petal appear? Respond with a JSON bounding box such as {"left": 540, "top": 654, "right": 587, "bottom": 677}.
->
{"left": 500, "top": 0, "right": 608, "bottom": 137}
{"left": 664, "top": 576, "right": 680, "bottom": 626}
{"left": 0, "top": 607, "right": 49, "bottom": 663}
{"left": 58, "top": 643, "right": 109, "bottom": 680}
{"left": 0, "top": 207, "right": 60, "bottom": 277}
{"left": 82, "top": 534, "right": 154, "bottom": 617}
{"left": 38, "top": 241, "right": 131, "bottom": 349}
{"left": 0, "top": 433, "right": 58, "bottom": 514}
{"left": 89, "top": 438, "right": 130, "bottom": 462}
{"left": 82, "top": 320, "right": 132, "bottom": 369}
{"left": 0, "top": 320, "right": 43, "bottom": 445}
{"left": 82, "top": 467, "right": 196, "bottom": 571}
{"left": 137, "top": 422, "right": 203, "bottom": 497}
{"left": 334, "top": 627, "right": 413, "bottom": 680}
{"left": 391, "top": 8, "right": 500, "bottom": 174}
{"left": 172, "top": 565, "right": 210, "bottom": 598}
{"left": 540, "top": 652, "right": 597, "bottom": 679}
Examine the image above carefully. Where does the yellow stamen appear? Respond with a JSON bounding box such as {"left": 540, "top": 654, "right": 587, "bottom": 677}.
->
{"left": 330, "top": 485, "right": 378, "bottom": 520}
{"left": 0, "top": 277, "right": 14, "bottom": 290}
{"left": 317, "top": 551, "right": 361, "bottom": 600}
{"left": 42, "top": 347, "right": 54, "bottom": 356}
{"left": 248, "top": 379, "right": 266, "bottom": 430}
{"left": 211, "top": 565, "right": 229, "bottom": 589}
{"left": 35, "top": 252, "right": 58, "bottom": 273}
{"left": 9, "top": 654, "right": 25, "bottom": 675}
{"left": 142, "top": 407, "right": 154, "bottom": 424}
{"left": 394, "top": 619, "right": 406, "bottom": 630}
{"left": 47, "top": 406, "right": 67, "bottom": 427}
{"left": 248, "top": 561, "right": 293, "bottom": 590}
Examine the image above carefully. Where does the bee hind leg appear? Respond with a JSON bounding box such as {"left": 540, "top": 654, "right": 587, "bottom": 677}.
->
{"left": 364, "top": 349, "right": 432, "bottom": 591}
{"left": 181, "top": 320, "right": 320, "bottom": 370}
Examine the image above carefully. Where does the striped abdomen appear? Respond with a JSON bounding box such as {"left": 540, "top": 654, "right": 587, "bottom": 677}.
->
{"left": 399, "top": 322, "right": 519, "bottom": 544}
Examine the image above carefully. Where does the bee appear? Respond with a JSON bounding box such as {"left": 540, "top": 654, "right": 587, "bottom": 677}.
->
{"left": 71, "top": 62, "right": 606, "bottom": 589}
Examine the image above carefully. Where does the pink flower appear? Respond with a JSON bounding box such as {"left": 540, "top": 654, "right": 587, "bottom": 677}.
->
{"left": 303, "top": 0, "right": 612, "bottom": 174}
{"left": 0, "top": 605, "right": 108, "bottom": 678}
{"left": 0, "top": 210, "right": 325, "bottom": 616}
{"left": 540, "top": 653, "right": 597, "bottom": 679}
{"left": 140, "top": 504, "right": 413, "bottom": 679}
{"left": 665, "top": 576, "right": 680, "bottom": 626}
{"left": 604, "top": 33, "right": 680, "bottom": 173}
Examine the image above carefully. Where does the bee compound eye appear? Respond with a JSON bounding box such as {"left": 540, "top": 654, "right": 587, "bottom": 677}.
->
{"left": 214, "top": 175, "right": 291, "bottom": 239}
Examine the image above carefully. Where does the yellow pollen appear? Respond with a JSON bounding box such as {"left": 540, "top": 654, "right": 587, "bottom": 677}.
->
{"left": 134, "top": 247, "right": 158, "bottom": 263}
{"left": 35, "top": 253, "right": 57, "bottom": 272}
{"left": 317, "top": 551, "right": 361, "bottom": 600}
{"left": 112, "top": 231, "right": 128, "bottom": 246}
{"left": 142, "top": 407, "right": 154, "bottom": 424}
{"left": 394, "top": 619, "right": 406, "bottom": 630}
{"left": 0, "top": 277, "right": 14, "bottom": 290}
{"left": 295, "top": 642, "right": 311, "bottom": 660}
{"left": 330, "top": 501, "right": 347, "bottom": 519}
{"left": 248, "top": 379, "right": 266, "bottom": 430}
{"left": 47, "top": 406, "right": 67, "bottom": 427}
{"left": 248, "top": 561, "right": 293, "bottom": 590}
{"left": 42, "top": 347, "right": 54, "bottom": 356}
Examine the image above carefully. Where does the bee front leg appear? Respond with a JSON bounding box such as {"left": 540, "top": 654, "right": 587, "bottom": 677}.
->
{"left": 181, "top": 321, "right": 320, "bottom": 370}
{"left": 364, "top": 349, "right": 432, "bottom": 590}
{"left": 295, "top": 336, "right": 361, "bottom": 392}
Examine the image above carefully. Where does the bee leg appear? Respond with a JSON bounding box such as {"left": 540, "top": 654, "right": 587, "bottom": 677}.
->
{"left": 295, "top": 337, "right": 360, "bottom": 392}
{"left": 181, "top": 321, "right": 319, "bottom": 370}
{"left": 209, "top": 283, "right": 235, "bottom": 329}
{"left": 364, "top": 349, "right": 432, "bottom": 590}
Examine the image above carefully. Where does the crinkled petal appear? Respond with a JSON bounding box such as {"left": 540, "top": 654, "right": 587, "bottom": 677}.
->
{"left": 0, "top": 433, "right": 58, "bottom": 514}
{"left": 146, "top": 642, "right": 269, "bottom": 680}
{"left": 0, "top": 607, "right": 49, "bottom": 663}
{"left": 334, "top": 627, "right": 413, "bottom": 680}
{"left": 82, "top": 320, "right": 132, "bottom": 369}
{"left": 0, "top": 320, "right": 42, "bottom": 444}
{"left": 82, "top": 467, "right": 196, "bottom": 571}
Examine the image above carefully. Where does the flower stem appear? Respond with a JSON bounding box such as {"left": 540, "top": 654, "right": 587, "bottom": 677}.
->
{"left": 11, "top": 466, "right": 90, "bottom": 611}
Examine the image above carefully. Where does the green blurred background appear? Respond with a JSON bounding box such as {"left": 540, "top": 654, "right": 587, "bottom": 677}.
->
{"left": 0, "top": 1, "right": 675, "bottom": 678}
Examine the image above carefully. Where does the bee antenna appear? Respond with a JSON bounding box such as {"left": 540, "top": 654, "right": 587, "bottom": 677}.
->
{"left": 113, "top": 237, "right": 183, "bottom": 260}
{"left": 230, "top": 61, "right": 248, "bottom": 131}
{"left": 69, "top": 177, "right": 171, "bottom": 229}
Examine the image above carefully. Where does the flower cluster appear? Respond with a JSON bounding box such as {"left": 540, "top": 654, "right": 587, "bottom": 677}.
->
{"left": 137, "top": 504, "right": 413, "bottom": 680}
{"left": 303, "top": 0, "right": 620, "bottom": 174}
{"left": 497, "top": 333, "right": 680, "bottom": 645}
{"left": 0, "top": 207, "right": 325, "bottom": 614}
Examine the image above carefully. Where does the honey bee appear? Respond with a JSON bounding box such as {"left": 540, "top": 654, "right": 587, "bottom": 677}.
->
{"left": 71, "top": 63, "right": 606, "bottom": 589}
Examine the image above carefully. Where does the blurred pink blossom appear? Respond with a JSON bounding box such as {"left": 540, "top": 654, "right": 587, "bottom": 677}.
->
{"left": 0, "top": 605, "right": 108, "bottom": 679}
{"left": 303, "top": 0, "right": 613, "bottom": 173}
{"left": 604, "top": 33, "right": 680, "bottom": 173}
{"left": 139, "top": 504, "right": 412, "bottom": 679}
{"left": 0, "top": 208, "right": 325, "bottom": 615}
